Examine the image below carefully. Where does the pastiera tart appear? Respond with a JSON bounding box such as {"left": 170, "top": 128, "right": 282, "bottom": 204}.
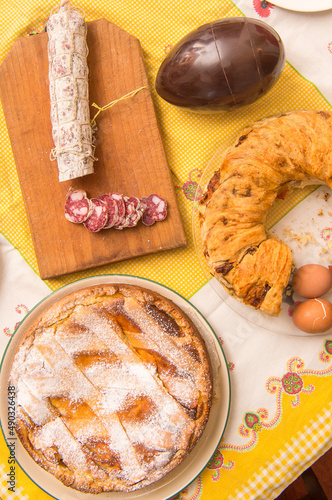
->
{"left": 198, "top": 110, "right": 332, "bottom": 316}
{"left": 9, "top": 284, "right": 213, "bottom": 493}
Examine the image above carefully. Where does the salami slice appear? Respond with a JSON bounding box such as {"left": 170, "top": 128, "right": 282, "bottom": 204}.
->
{"left": 127, "top": 196, "right": 144, "bottom": 227}
{"left": 140, "top": 194, "right": 168, "bottom": 226}
{"left": 83, "top": 198, "right": 108, "bottom": 232}
{"left": 111, "top": 193, "right": 127, "bottom": 229}
{"left": 98, "top": 194, "right": 118, "bottom": 228}
{"left": 64, "top": 189, "right": 92, "bottom": 223}
{"left": 114, "top": 196, "right": 135, "bottom": 230}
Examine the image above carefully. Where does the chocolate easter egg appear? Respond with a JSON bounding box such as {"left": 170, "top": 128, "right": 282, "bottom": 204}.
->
{"left": 155, "top": 17, "right": 285, "bottom": 112}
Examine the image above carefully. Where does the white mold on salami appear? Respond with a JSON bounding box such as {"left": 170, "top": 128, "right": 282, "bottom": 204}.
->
{"left": 47, "top": 0, "right": 95, "bottom": 182}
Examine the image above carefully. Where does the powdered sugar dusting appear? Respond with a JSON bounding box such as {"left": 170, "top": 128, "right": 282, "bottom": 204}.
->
{"left": 33, "top": 418, "right": 90, "bottom": 470}
{"left": 123, "top": 297, "right": 199, "bottom": 375}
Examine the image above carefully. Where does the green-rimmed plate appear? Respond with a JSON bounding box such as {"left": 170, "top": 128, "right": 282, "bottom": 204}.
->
{"left": 0, "top": 274, "right": 230, "bottom": 500}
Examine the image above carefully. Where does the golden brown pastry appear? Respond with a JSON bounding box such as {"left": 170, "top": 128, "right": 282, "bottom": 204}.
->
{"left": 9, "top": 284, "right": 212, "bottom": 493}
{"left": 198, "top": 110, "right": 332, "bottom": 316}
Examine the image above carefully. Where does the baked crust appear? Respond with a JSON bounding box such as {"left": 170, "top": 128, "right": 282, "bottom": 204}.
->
{"left": 199, "top": 110, "right": 332, "bottom": 316}
{"left": 9, "top": 284, "right": 212, "bottom": 493}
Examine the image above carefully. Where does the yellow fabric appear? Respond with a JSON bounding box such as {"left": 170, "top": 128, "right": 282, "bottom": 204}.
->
{"left": 0, "top": 1, "right": 332, "bottom": 499}
{"left": 202, "top": 390, "right": 332, "bottom": 500}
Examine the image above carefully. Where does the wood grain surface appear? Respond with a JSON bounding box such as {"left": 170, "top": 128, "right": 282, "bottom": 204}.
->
{"left": 0, "top": 19, "right": 186, "bottom": 279}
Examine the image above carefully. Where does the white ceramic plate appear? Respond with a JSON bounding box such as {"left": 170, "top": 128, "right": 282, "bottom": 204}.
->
{"left": 270, "top": 0, "right": 332, "bottom": 12}
{"left": 193, "top": 131, "right": 332, "bottom": 336}
{"left": 0, "top": 274, "right": 230, "bottom": 500}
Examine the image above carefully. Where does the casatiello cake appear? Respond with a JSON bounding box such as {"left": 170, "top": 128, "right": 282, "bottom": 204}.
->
{"left": 9, "top": 283, "right": 213, "bottom": 494}
{"left": 198, "top": 110, "right": 332, "bottom": 317}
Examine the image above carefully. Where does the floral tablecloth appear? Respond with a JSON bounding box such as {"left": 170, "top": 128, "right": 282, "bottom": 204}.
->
{"left": 1, "top": 0, "right": 332, "bottom": 499}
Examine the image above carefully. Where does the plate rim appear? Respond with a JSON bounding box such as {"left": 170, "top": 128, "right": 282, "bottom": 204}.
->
{"left": 270, "top": 0, "right": 332, "bottom": 12}
{"left": 0, "top": 273, "right": 231, "bottom": 500}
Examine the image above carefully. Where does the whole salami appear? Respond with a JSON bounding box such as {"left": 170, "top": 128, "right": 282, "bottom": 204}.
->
{"left": 47, "top": 0, "right": 95, "bottom": 182}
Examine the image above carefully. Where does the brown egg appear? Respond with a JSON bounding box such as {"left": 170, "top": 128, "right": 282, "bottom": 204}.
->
{"left": 155, "top": 17, "right": 285, "bottom": 112}
{"left": 292, "top": 264, "right": 332, "bottom": 299}
{"left": 292, "top": 299, "right": 332, "bottom": 334}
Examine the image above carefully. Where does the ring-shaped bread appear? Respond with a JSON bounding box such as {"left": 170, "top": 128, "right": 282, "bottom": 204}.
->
{"left": 198, "top": 110, "right": 332, "bottom": 316}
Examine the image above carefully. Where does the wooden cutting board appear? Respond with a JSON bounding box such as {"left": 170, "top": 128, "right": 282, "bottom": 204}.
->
{"left": 0, "top": 19, "right": 186, "bottom": 280}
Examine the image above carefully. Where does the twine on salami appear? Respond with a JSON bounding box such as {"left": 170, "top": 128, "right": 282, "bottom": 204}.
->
{"left": 90, "top": 86, "right": 146, "bottom": 126}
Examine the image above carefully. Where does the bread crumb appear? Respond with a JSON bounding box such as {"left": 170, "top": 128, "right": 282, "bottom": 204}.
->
{"left": 316, "top": 191, "right": 331, "bottom": 202}
{"left": 282, "top": 226, "right": 317, "bottom": 246}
